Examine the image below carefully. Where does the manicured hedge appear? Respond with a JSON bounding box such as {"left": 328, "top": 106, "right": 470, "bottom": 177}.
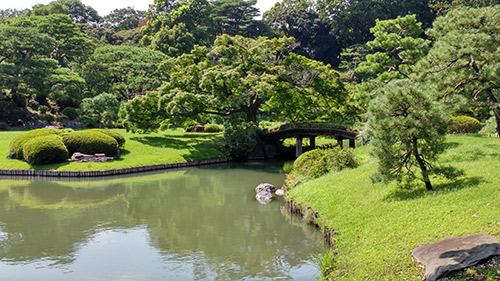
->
{"left": 204, "top": 124, "right": 222, "bottom": 133}
{"left": 449, "top": 116, "right": 483, "bottom": 134}
{"left": 63, "top": 130, "right": 119, "bottom": 157}
{"left": 8, "top": 128, "right": 61, "bottom": 159}
{"left": 294, "top": 147, "right": 359, "bottom": 179}
{"left": 22, "top": 135, "right": 69, "bottom": 165}
{"left": 88, "top": 129, "right": 126, "bottom": 148}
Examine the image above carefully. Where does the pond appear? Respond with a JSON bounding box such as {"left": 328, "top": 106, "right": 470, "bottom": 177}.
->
{"left": 0, "top": 162, "right": 323, "bottom": 280}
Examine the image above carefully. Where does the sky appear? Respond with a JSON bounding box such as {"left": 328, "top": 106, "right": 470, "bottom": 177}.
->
{"left": 0, "top": 0, "right": 280, "bottom": 16}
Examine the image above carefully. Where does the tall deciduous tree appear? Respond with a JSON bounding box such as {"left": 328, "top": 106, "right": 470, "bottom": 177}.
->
{"left": 103, "top": 7, "right": 147, "bottom": 31}
{"left": 81, "top": 45, "right": 167, "bottom": 99}
{"left": 421, "top": 6, "right": 500, "bottom": 130}
{"left": 142, "top": 0, "right": 215, "bottom": 56}
{"left": 211, "top": 0, "right": 265, "bottom": 37}
{"left": 122, "top": 35, "right": 348, "bottom": 132}
{"left": 0, "top": 26, "right": 57, "bottom": 99}
{"left": 366, "top": 79, "right": 450, "bottom": 191}
{"left": 264, "top": 0, "right": 339, "bottom": 67}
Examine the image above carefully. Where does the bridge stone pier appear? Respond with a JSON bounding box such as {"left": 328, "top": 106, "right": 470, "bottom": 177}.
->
{"left": 258, "top": 124, "right": 358, "bottom": 158}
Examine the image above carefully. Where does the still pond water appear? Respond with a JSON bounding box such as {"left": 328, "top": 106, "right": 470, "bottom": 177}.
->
{"left": 0, "top": 162, "right": 323, "bottom": 280}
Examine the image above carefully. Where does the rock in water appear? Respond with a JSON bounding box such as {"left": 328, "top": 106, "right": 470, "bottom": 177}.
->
{"left": 255, "top": 183, "right": 276, "bottom": 194}
{"left": 255, "top": 192, "right": 273, "bottom": 204}
{"left": 412, "top": 233, "right": 500, "bottom": 280}
{"left": 275, "top": 189, "right": 284, "bottom": 196}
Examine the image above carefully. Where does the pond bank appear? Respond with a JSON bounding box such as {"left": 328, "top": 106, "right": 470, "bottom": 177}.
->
{"left": 0, "top": 157, "right": 231, "bottom": 177}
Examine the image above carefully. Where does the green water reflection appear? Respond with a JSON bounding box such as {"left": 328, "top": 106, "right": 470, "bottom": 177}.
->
{"left": 0, "top": 162, "right": 322, "bottom": 280}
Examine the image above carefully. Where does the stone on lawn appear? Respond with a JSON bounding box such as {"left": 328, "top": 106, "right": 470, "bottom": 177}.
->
{"left": 412, "top": 233, "right": 500, "bottom": 280}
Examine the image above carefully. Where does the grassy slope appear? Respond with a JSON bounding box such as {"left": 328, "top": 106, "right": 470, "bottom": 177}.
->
{"left": 286, "top": 135, "right": 500, "bottom": 280}
{"left": 0, "top": 129, "right": 225, "bottom": 171}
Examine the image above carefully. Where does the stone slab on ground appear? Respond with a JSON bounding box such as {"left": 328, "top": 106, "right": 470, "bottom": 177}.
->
{"left": 412, "top": 233, "right": 500, "bottom": 280}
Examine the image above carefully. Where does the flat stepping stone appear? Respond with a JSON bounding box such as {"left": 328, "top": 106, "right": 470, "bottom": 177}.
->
{"left": 412, "top": 233, "right": 500, "bottom": 280}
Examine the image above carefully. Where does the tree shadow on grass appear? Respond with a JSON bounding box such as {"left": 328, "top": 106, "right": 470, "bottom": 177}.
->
{"left": 383, "top": 176, "right": 485, "bottom": 201}
{"left": 129, "top": 135, "right": 225, "bottom": 161}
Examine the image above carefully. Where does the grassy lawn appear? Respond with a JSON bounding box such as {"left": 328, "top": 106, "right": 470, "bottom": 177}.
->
{"left": 286, "top": 135, "right": 500, "bottom": 280}
{"left": 0, "top": 129, "right": 226, "bottom": 171}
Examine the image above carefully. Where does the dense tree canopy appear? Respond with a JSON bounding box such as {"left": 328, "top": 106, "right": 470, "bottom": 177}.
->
{"left": 81, "top": 45, "right": 168, "bottom": 99}
{"left": 122, "top": 35, "right": 348, "bottom": 132}
{"left": 421, "top": 5, "right": 500, "bottom": 127}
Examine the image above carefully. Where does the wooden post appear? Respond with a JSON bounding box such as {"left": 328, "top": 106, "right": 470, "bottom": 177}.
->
{"left": 296, "top": 136, "right": 303, "bottom": 157}
{"left": 310, "top": 136, "right": 316, "bottom": 149}
{"left": 349, "top": 138, "right": 355, "bottom": 148}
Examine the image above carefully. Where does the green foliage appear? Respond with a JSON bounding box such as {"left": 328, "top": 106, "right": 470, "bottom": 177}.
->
{"left": 479, "top": 116, "right": 496, "bottom": 136}
{"left": 294, "top": 149, "right": 329, "bottom": 178}
{"left": 366, "top": 79, "right": 450, "bottom": 190}
{"left": 204, "top": 124, "right": 221, "bottom": 133}
{"left": 40, "top": 114, "right": 55, "bottom": 123}
{"left": 78, "top": 93, "right": 120, "bottom": 128}
{"left": 81, "top": 45, "right": 167, "bottom": 98}
{"left": 0, "top": 121, "right": 8, "bottom": 131}
{"left": 313, "top": 248, "right": 336, "bottom": 280}
{"left": 48, "top": 67, "right": 86, "bottom": 109}
{"left": 62, "top": 130, "right": 119, "bottom": 157}
{"left": 324, "top": 147, "right": 359, "bottom": 171}
{"left": 61, "top": 107, "right": 78, "bottom": 120}
{"left": 38, "top": 105, "right": 49, "bottom": 114}
{"left": 294, "top": 147, "right": 359, "bottom": 179}
{"left": 449, "top": 116, "right": 483, "bottom": 134}
{"left": 422, "top": 6, "right": 500, "bottom": 131}
{"left": 9, "top": 128, "right": 61, "bottom": 159}
{"left": 222, "top": 120, "right": 258, "bottom": 158}
{"left": 212, "top": 0, "right": 266, "bottom": 38}
{"left": 22, "top": 134, "right": 68, "bottom": 165}
{"left": 103, "top": 7, "right": 146, "bottom": 31}
{"left": 87, "top": 129, "right": 126, "bottom": 148}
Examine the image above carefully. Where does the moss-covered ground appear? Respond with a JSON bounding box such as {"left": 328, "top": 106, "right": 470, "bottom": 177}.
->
{"left": 286, "top": 135, "right": 500, "bottom": 280}
{"left": 0, "top": 129, "right": 225, "bottom": 171}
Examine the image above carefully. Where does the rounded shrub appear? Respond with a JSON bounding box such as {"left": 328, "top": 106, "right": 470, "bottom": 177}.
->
{"left": 448, "top": 116, "right": 482, "bottom": 134}
{"left": 324, "top": 147, "right": 359, "bottom": 171}
{"left": 38, "top": 105, "right": 49, "bottom": 114}
{"left": 22, "top": 135, "right": 68, "bottom": 165}
{"left": 63, "top": 130, "right": 119, "bottom": 157}
{"left": 61, "top": 107, "right": 79, "bottom": 120}
{"left": 293, "top": 149, "right": 328, "bottom": 178}
{"left": 204, "top": 124, "right": 222, "bottom": 133}
{"left": 0, "top": 121, "right": 8, "bottom": 131}
{"left": 88, "top": 129, "right": 126, "bottom": 149}
{"left": 9, "top": 128, "right": 61, "bottom": 159}
{"left": 40, "top": 114, "right": 55, "bottom": 123}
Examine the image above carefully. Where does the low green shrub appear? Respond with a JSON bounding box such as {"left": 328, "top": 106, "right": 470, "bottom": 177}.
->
{"left": 324, "top": 147, "right": 359, "bottom": 171}
{"left": 204, "top": 124, "right": 222, "bottom": 133}
{"left": 63, "top": 130, "right": 119, "bottom": 157}
{"left": 9, "top": 128, "right": 61, "bottom": 159}
{"left": 294, "top": 147, "right": 359, "bottom": 179}
{"left": 293, "top": 149, "right": 328, "bottom": 178}
{"left": 479, "top": 116, "right": 496, "bottom": 136}
{"left": 0, "top": 121, "right": 8, "bottom": 131}
{"left": 56, "top": 115, "right": 69, "bottom": 123}
{"left": 22, "top": 135, "right": 68, "bottom": 165}
{"left": 88, "top": 129, "right": 126, "bottom": 148}
{"left": 61, "top": 107, "right": 78, "bottom": 120}
{"left": 40, "top": 114, "right": 55, "bottom": 123}
{"left": 449, "top": 116, "right": 482, "bottom": 134}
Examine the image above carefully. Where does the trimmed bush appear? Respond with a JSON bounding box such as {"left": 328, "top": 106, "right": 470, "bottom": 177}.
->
{"left": 88, "top": 129, "right": 126, "bottom": 148}
{"left": 9, "top": 129, "right": 61, "bottom": 159}
{"left": 294, "top": 147, "right": 359, "bottom": 179}
{"left": 63, "top": 130, "right": 119, "bottom": 157}
{"left": 324, "top": 147, "right": 359, "bottom": 171}
{"left": 40, "top": 114, "right": 55, "bottom": 123}
{"left": 22, "top": 135, "right": 68, "bottom": 165}
{"left": 0, "top": 121, "right": 7, "bottom": 131}
{"left": 61, "top": 107, "right": 78, "bottom": 120}
{"left": 294, "top": 149, "right": 328, "bottom": 178}
{"left": 449, "top": 116, "right": 482, "bottom": 134}
{"left": 204, "top": 124, "right": 222, "bottom": 133}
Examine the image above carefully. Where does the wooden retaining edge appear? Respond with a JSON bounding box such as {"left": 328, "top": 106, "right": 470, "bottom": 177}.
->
{"left": 0, "top": 157, "right": 232, "bottom": 178}
{"left": 286, "top": 197, "right": 336, "bottom": 248}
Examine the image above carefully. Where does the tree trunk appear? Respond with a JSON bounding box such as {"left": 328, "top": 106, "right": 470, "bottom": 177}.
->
{"left": 241, "top": 95, "right": 263, "bottom": 123}
{"left": 412, "top": 136, "right": 433, "bottom": 191}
